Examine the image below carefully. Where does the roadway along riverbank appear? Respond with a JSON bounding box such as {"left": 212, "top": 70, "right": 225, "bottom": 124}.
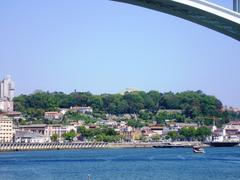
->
{"left": 0, "top": 142, "right": 108, "bottom": 151}
{"left": 108, "top": 142, "right": 209, "bottom": 148}
{"left": 0, "top": 141, "right": 209, "bottom": 152}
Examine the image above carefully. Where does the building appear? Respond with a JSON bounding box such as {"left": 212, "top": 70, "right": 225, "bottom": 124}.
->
{"left": 44, "top": 112, "right": 63, "bottom": 120}
{"left": 0, "top": 115, "right": 13, "bottom": 143}
{"left": 0, "top": 75, "right": 15, "bottom": 101}
{"left": 212, "top": 121, "right": 240, "bottom": 142}
{"left": 18, "top": 124, "right": 77, "bottom": 141}
{"left": 70, "top": 120, "right": 85, "bottom": 127}
{"left": 150, "top": 126, "right": 164, "bottom": 135}
{"left": 70, "top": 106, "right": 93, "bottom": 114}
{"left": 0, "top": 75, "right": 15, "bottom": 112}
{"left": 223, "top": 121, "right": 240, "bottom": 142}
{"left": 119, "top": 126, "right": 134, "bottom": 141}
{"left": 18, "top": 124, "right": 47, "bottom": 136}
{"left": 15, "top": 130, "right": 50, "bottom": 143}
{"left": 158, "top": 109, "right": 183, "bottom": 114}
{"left": 222, "top": 106, "right": 240, "bottom": 113}
{"left": 3, "top": 111, "right": 22, "bottom": 120}
{"left": 0, "top": 99, "right": 13, "bottom": 112}
{"left": 120, "top": 88, "right": 140, "bottom": 95}
{"left": 45, "top": 125, "right": 77, "bottom": 138}
{"left": 169, "top": 122, "right": 198, "bottom": 129}
{"left": 59, "top": 108, "right": 69, "bottom": 115}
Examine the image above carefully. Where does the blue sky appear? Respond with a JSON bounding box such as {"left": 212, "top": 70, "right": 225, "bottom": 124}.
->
{"left": 0, "top": 0, "right": 240, "bottom": 107}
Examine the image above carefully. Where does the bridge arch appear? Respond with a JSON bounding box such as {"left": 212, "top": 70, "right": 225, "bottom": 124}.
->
{"left": 112, "top": 0, "right": 240, "bottom": 41}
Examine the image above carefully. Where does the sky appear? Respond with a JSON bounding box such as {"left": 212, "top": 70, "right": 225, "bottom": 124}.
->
{"left": 0, "top": 0, "right": 240, "bottom": 107}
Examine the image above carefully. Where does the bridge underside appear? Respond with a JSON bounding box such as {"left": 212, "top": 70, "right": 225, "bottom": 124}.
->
{"left": 112, "top": 0, "right": 240, "bottom": 41}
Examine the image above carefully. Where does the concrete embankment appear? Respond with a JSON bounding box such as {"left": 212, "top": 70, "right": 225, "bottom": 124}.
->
{"left": 108, "top": 142, "right": 160, "bottom": 148}
{"left": 108, "top": 142, "right": 209, "bottom": 148}
{"left": 0, "top": 142, "right": 209, "bottom": 152}
{"left": 0, "top": 142, "right": 108, "bottom": 152}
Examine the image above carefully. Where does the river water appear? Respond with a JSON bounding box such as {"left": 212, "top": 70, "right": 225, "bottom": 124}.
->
{"left": 0, "top": 147, "right": 239, "bottom": 180}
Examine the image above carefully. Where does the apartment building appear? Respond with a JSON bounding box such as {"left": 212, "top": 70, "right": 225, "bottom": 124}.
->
{"left": 0, "top": 115, "right": 13, "bottom": 142}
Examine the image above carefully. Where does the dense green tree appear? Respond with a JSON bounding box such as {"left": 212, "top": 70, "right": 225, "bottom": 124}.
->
{"left": 127, "top": 119, "right": 144, "bottom": 128}
{"left": 63, "top": 130, "right": 77, "bottom": 141}
{"left": 167, "top": 131, "right": 179, "bottom": 141}
{"left": 195, "top": 127, "right": 211, "bottom": 141}
{"left": 147, "top": 90, "right": 161, "bottom": 112}
{"left": 179, "top": 127, "right": 196, "bottom": 141}
{"left": 139, "top": 110, "right": 153, "bottom": 121}
{"left": 77, "top": 126, "right": 120, "bottom": 142}
{"left": 123, "top": 92, "right": 144, "bottom": 113}
{"left": 178, "top": 126, "right": 211, "bottom": 141}
{"left": 14, "top": 90, "right": 230, "bottom": 126}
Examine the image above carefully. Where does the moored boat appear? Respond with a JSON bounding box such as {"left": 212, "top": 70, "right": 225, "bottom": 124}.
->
{"left": 209, "top": 141, "right": 239, "bottom": 147}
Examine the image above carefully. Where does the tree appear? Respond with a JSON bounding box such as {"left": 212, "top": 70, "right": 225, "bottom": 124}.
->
{"left": 139, "top": 110, "right": 153, "bottom": 121}
{"left": 127, "top": 119, "right": 144, "bottom": 128}
{"left": 151, "top": 134, "right": 161, "bottom": 141}
{"left": 195, "top": 127, "right": 211, "bottom": 141}
{"left": 14, "top": 90, "right": 228, "bottom": 126}
{"left": 167, "top": 131, "right": 179, "bottom": 141}
{"left": 147, "top": 91, "right": 161, "bottom": 112}
{"left": 63, "top": 130, "right": 77, "bottom": 141}
{"left": 179, "top": 127, "right": 196, "bottom": 141}
{"left": 124, "top": 92, "right": 144, "bottom": 113}
{"left": 51, "top": 134, "right": 59, "bottom": 142}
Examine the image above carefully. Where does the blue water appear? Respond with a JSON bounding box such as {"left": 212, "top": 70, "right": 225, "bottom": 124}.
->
{"left": 0, "top": 148, "right": 240, "bottom": 180}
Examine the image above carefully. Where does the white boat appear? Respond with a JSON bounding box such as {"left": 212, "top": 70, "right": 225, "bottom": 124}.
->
{"left": 192, "top": 146, "right": 205, "bottom": 153}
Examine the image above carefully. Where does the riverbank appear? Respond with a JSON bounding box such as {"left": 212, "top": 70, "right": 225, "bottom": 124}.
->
{"left": 0, "top": 142, "right": 108, "bottom": 152}
{"left": 0, "top": 141, "right": 210, "bottom": 152}
{"left": 108, "top": 141, "right": 209, "bottom": 148}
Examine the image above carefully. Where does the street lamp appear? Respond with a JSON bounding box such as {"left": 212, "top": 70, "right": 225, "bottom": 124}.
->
{"left": 233, "top": 0, "right": 240, "bottom": 12}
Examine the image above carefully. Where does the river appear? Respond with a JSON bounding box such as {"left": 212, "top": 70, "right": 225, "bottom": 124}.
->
{"left": 0, "top": 147, "right": 239, "bottom": 180}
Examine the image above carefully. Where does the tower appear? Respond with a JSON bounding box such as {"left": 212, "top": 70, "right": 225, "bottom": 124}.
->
{"left": 0, "top": 75, "right": 15, "bottom": 112}
{"left": 0, "top": 75, "right": 15, "bottom": 101}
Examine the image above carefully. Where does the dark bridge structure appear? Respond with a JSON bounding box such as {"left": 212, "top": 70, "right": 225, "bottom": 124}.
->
{"left": 112, "top": 0, "right": 240, "bottom": 41}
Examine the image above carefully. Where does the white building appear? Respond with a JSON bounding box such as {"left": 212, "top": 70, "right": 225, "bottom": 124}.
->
{"left": 0, "top": 115, "right": 13, "bottom": 143}
{"left": 70, "top": 106, "right": 93, "bottom": 114}
{"left": 0, "top": 75, "right": 15, "bottom": 112}
{"left": 212, "top": 121, "right": 240, "bottom": 142}
{"left": 0, "top": 100, "right": 14, "bottom": 112}
{"left": 45, "top": 125, "right": 77, "bottom": 138}
{"left": 15, "top": 130, "right": 50, "bottom": 143}
{"left": 18, "top": 124, "right": 77, "bottom": 142}
{"left": 44, "top": 112, "right": 63, "bottom": 120}
{"left": 0, "top": 75, "right": 15, "bottom": 101}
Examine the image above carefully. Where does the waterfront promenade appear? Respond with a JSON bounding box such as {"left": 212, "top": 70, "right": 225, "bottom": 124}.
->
{"left": 0, "top": 142, "right": 108, "bottom": 151}
{"left": 0, "top": 141, "right": 208, "bottom": 151}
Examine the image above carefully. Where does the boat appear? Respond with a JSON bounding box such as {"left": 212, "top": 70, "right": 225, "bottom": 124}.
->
{"left": 192, "top": 146, "right": 205, "bottom": 153}
{"left": 209, "top": 141, "right": 239, "bottom": 147}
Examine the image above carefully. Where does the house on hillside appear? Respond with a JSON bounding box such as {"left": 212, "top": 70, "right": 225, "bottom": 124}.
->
{"left": 44, "top": 112, "right": 63, "bottom": 120}
{"left": 70, "top": 106, "right": 93, "bottom": 114}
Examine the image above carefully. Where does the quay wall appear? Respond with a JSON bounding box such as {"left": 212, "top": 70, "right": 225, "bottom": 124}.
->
{"left": 0, "top": 141, "right": 209, "bottom": 151}
{"left": 108, "top": 142, "right": 159, "bottom": 148}
{"left": 0, "top": 142, "right": 108, "bottom": 151}
{"left": 108, "top": 141, "right": 208, "bottom": 148}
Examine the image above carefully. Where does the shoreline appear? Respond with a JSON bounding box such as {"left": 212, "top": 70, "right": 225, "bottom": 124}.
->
{"left": 0, "top": 142, "right": 211, "bottom": 152}
{"left": 1, "top": 141, "right": 239, "bottom": 152}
